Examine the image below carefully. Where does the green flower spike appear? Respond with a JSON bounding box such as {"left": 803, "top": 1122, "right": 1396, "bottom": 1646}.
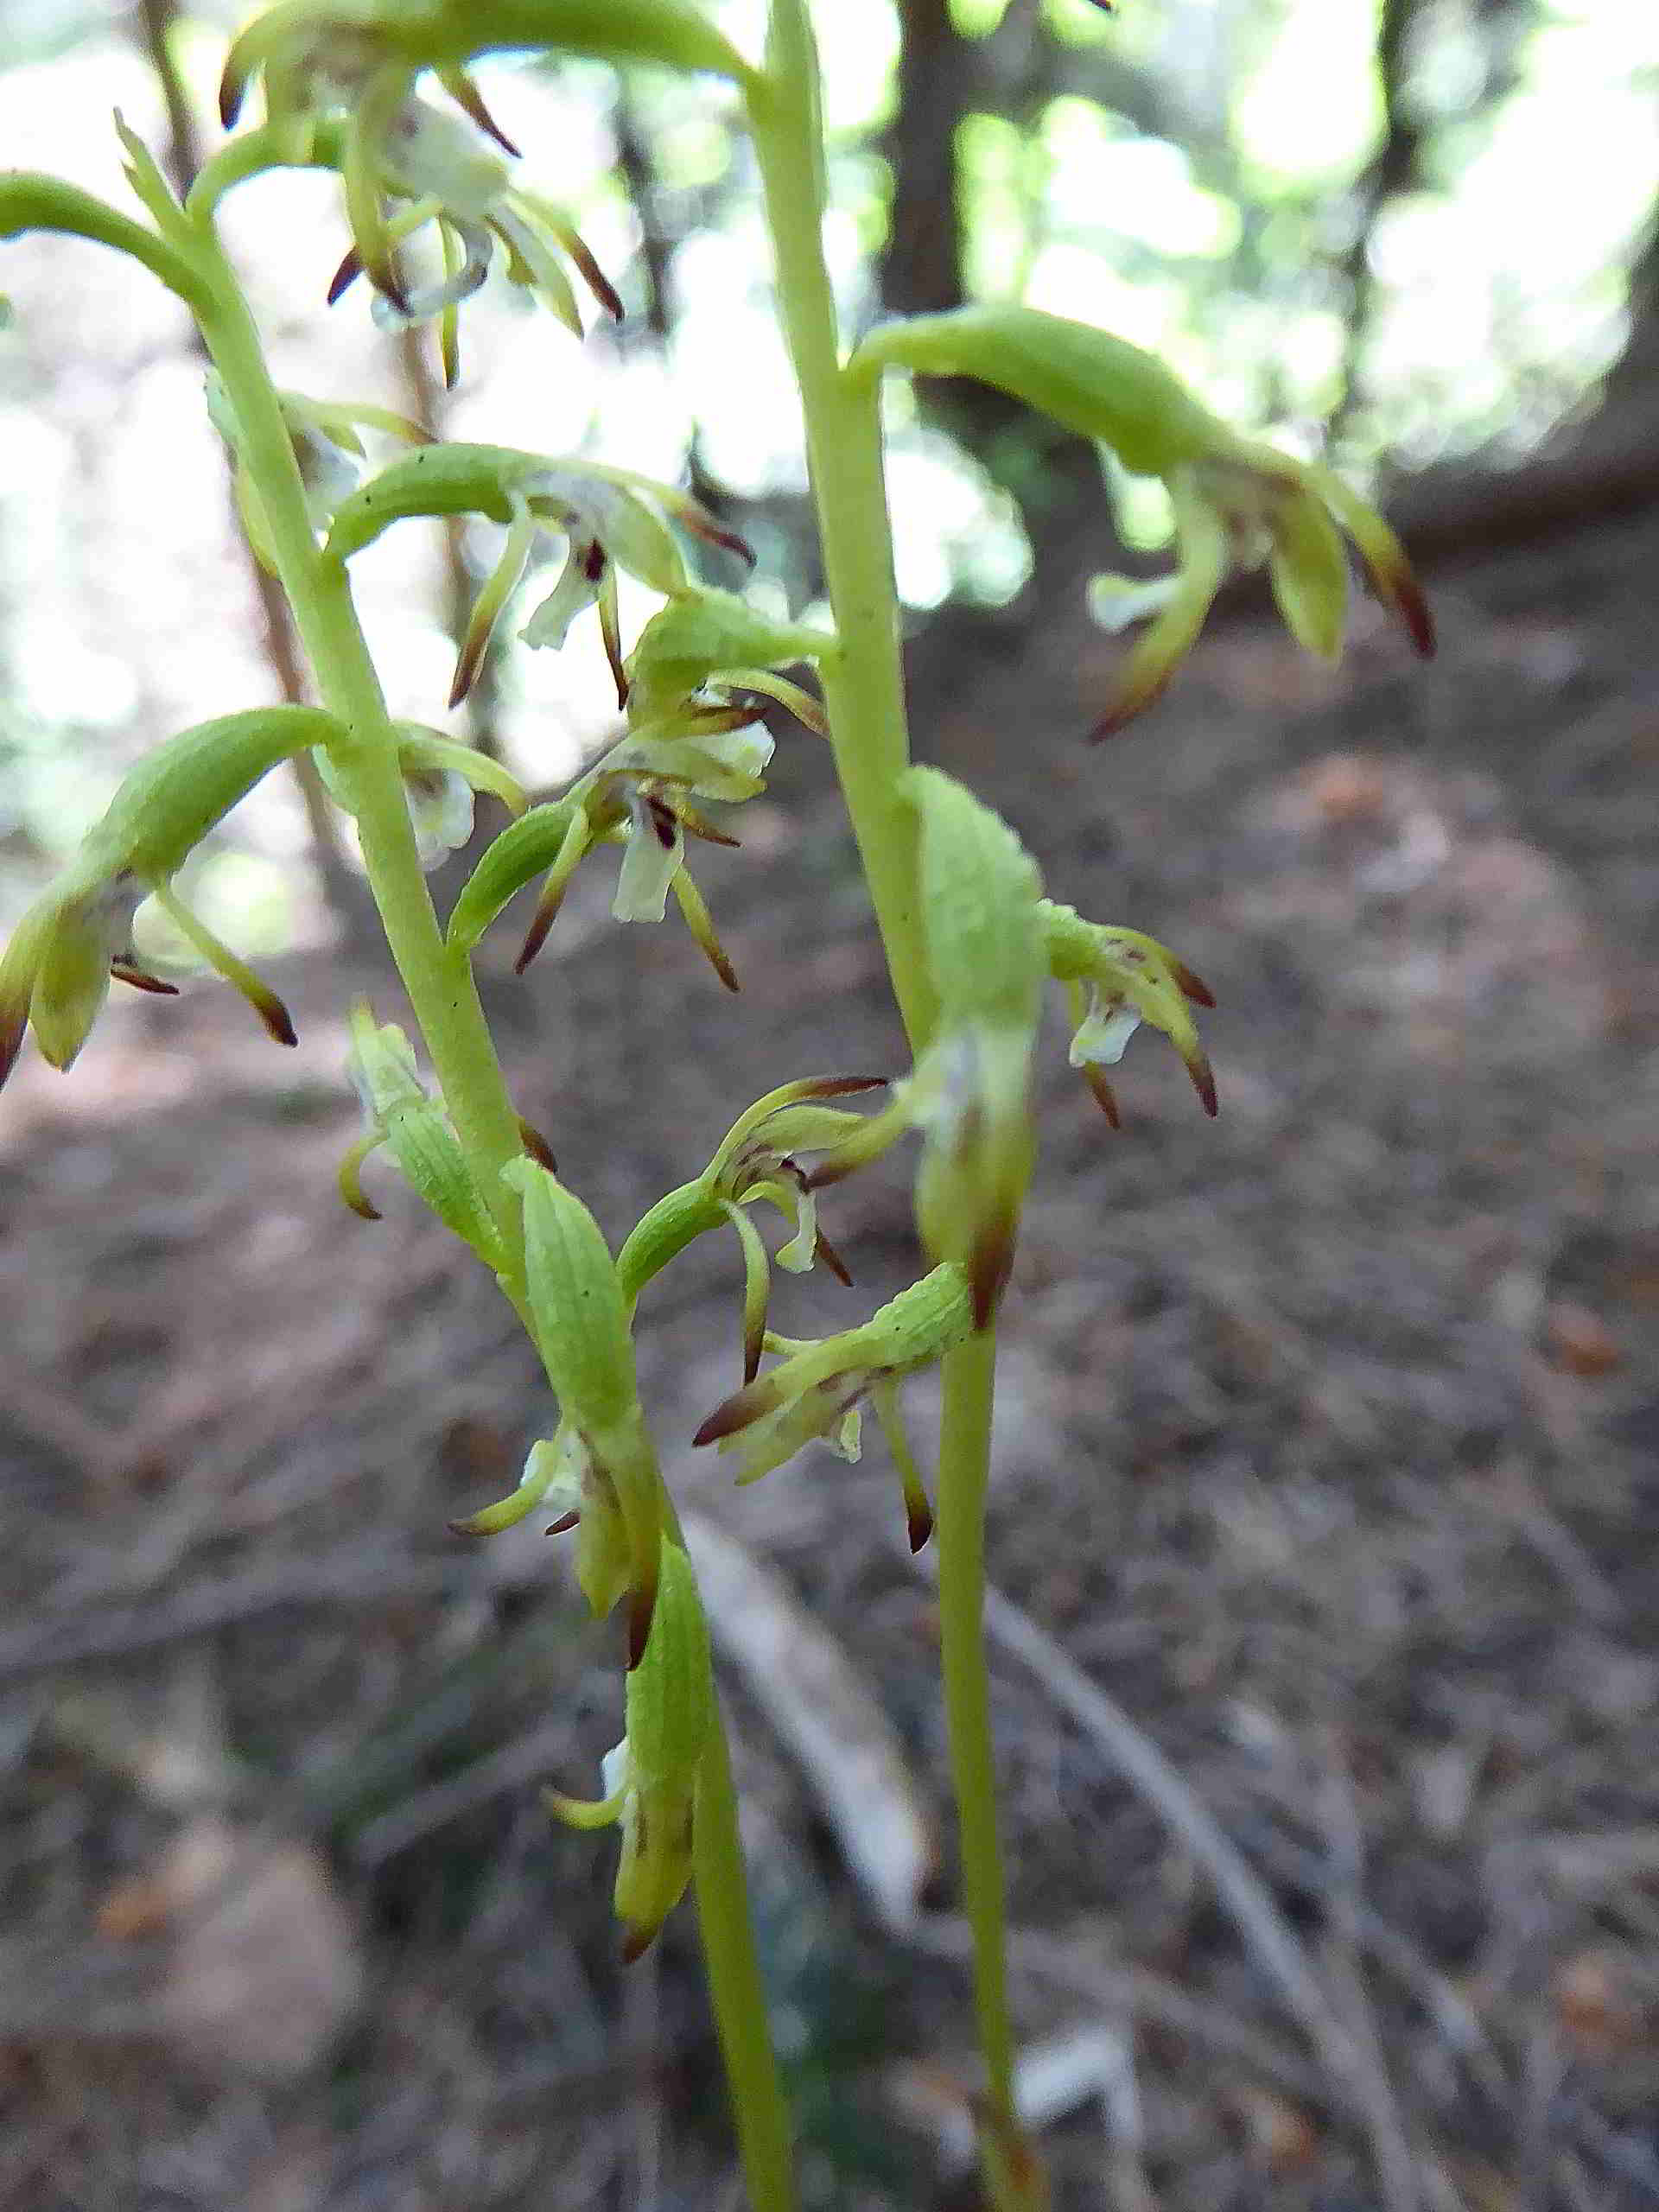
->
{"left": 906, "top": 767, "right": 1045, "bottom": 1329}
{"left": 504, "top": 1158, "right": 664, "bottom": 1665}
{"left": 693, "top": 1262, "right": 976, "bottom": 1548}
{"left": 849, "top": 306, "right": 1433, "bottom": 739}
{"left": 544, "top": 1538, "right": 715, "bottom": 1962}
{"left": 1039, "top": 899, "right": 1217, "bottom": 1125}
{"left": 323, "top": 443, "right": 751, "bottom": 709}
{"left": 618, "top": 1075, "right": 890, "bottom": 1382}
{"left": 0, "top": 707, "right": 340, "bottom": 1094}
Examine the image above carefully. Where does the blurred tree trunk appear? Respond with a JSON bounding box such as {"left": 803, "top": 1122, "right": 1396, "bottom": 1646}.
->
{"left": 880, "top": 0, "right": 976, "bottom": 319}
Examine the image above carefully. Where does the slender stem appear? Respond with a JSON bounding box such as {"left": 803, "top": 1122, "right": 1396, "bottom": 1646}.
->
{"left": 745, "top": 10, "right": 935, "bottom": 1052}
{"left": 693, "top": 1708, "right": 798, "bottom": 2212}
{"left": 936, "top": 1331, "right": 1018, "bottom": 2166}
{"left": 188, "top": 230, "right": 526, "bottom": 1250}
{"left": 747, "top": 9, "right": 1026, "bottom": 2207}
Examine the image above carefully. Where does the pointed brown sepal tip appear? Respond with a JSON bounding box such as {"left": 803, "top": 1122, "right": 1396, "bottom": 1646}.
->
{"left": 514, "top": 895, "right": 563, "bottom": 976}
{"left": 620, "top": 1924, "right": 657, "bottom": 1966}
{"left": 1082, "top": 1064, "right": 1122, "bottom": 1129}
{"left": 1397, "top": 574, "right": 1436, "bottom": 658}
{"left": 906, "top": 1503, "right": 935, "bottom": 1554}
{"left": 692, "top": 1400, "right": 745, "bottom": 1449}
{"left": 248, "top": 988, "right": 299, "bottom": 1048}
{"left": 344, "top": 1192, "right": 382, "bottom": 1223}
{"left": 813, "top": 1228, "right": 854, "bottom": 1289}
{"left": 516, "top": 1116, "right": 558, "bottom": 1173}
{"left": 1170, "top": 958, "right": 1216, "bottom": 1008}
{"left": 811, "top": 1075, "right": 889, "bottom": 1097}
{"left": 1190, "top": 1055, "right": 1219, "bottom": 1117}
{"left": 969, "top": 1229, "right": 1014, "bottom": 1332}
{"left": 446, "top": 71, "right": 522, "bottom": 159}
{"left": 626, "top": 1585, "right": 656, "bottom": 1670}
{"left": 447, "top": 1515, "right": 486, "bottom": 1538}
{"left": 0, "top": 1019, "right": 26, "bottom": 1096}
{"left": 110, "top": 963, "right": 181, "bottom": 996}
{"left": 326, "top": 245, "right": 364, "bottom": 306}
{"left": 218, "top": 65, "right": 245, "bottom": 131}
{"left": 544, "top": 1511, "right": 580, "bottom": 1536}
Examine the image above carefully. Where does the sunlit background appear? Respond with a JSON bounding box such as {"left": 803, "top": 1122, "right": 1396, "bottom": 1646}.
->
{"left": 0, "top": 0, "right": 1651, "bottom": 962}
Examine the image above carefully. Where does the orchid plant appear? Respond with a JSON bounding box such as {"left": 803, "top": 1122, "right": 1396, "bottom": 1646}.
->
{"left": 0, "top": 5, "right": 1432, "bottom": 2206}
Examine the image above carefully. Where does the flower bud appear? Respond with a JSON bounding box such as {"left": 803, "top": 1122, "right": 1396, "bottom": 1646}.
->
{"left": 906, "top": 769, "right": 1044, "bottom": 1325}
{"left": 503, "top": 1159, "right": 661, "bottom": 1659}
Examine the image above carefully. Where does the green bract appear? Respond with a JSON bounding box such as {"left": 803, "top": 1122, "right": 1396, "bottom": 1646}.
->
{"left": 906, "top": 769, "right": 1044, "bottom": 1326}
{"left": 504, "top": 1159, "right": 663, "bottom": 1661}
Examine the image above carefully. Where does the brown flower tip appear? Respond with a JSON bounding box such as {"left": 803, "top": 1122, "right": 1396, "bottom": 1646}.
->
{"left": 1188, "top": 1050, "right": 1218, "bottom": 1118}
{"left": 218, "top": 54, "right": 249, "bottom": 131}
{"left": 443, "top": 71, "right": 522, "bottom": 160}
{"left": 1392, "top": 567, "right": 1436, "bottom": 658}
{"left": 680, "top": 512, "right": 756, "bottom": 568}
{"left": 969, "top": 1211, "right": 1017, "bottom": 1332}
{"left": 806, "top": 1075, "right": 889, "bottom": 1098}
{"left": 906, "top": 1493, "right": 935, "bottom": 1554}
{"left": 514, "top": 880, "right": 568, "bottom": 974}
{"left": 516, "top": 1116, "right": 558, "bottom": 1174}
{"left": 1089, "top": 658, "right": 1176, "bottom": 743}
{"left": 110, "top": 963, "right": 180, "bottom": 996}
{"left": 1081, "top": 1063, "right": 1122, "bottom": 1129}
{"left": 247, "top": 978, "right": 299, "bottom": 1049}
{"left": 561, "top": 230, "right": 624, "bottom": 322}
{"left": 692, "top": 1374, "right": 778, "bottom": 1448}
{"left": 1169, "top": 957, "right": 1216, "bottom": 1008}
{"left": 620, "top": 1923, "right": 657, "bottom": 1965}
{"left": 543, "top": 1510, "right": 581, "bottom": 1536}
{"left": 626, "top": 1580, "right": 656, "bottom": 1671}
{"left": 0, "top": 1007, "right": 26, "bottom": 1095}
{"left": 326, "top": 243, "right": 364, "bottom": 307}
{"left": 812, "top": 1227, "right": 854, "bottom": 1289}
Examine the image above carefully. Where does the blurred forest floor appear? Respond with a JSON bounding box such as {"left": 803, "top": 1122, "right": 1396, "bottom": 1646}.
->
{"left": 2, "top": 482, "right": 1657, "bottom": 2212}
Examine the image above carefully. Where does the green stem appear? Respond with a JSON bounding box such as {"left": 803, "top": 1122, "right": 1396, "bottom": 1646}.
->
{"left": 936, "top": 1330, "right": 1018, "bottom": 2167}
{"left": 188, "top": 228, "right": 526, "bottom": 1252}
{"left": 745, "top": 7, "right": 936, "bottom": 1052}
{"left": 747, "top": 10, "right": 1025, "bottom": 2207}
{"left": 692, "top": 1707, "right": 798, "bottom": 2212}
